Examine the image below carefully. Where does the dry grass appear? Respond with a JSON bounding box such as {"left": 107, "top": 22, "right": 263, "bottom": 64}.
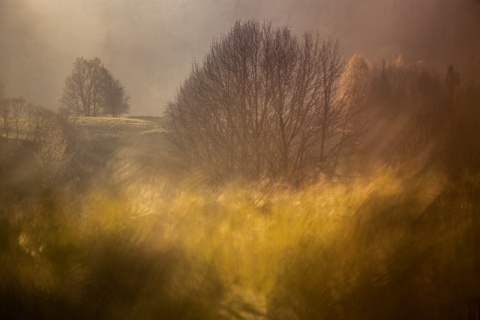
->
{"left": 2, "top": 115, "right": 480, "bottom": 319}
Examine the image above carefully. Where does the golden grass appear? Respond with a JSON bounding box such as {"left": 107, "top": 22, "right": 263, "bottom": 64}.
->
{"left": 2, "top": 166, "right": 479, "bottom": 319}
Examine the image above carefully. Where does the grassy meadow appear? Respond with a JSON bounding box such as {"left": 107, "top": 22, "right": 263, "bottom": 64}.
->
{"left": 1, "top": 116, "right": 480, "bottom": 319}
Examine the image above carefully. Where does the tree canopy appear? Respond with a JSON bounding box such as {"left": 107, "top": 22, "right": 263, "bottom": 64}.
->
{"left": 164, "top": 20, "right": 367, "bottom": 183}
{"left": 60, "top": 57, "right": 129, "bottom": 117}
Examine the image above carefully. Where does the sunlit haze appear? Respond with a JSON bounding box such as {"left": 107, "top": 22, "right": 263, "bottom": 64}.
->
{"left": 1, "top": 0, "right": 479, "bottom": 115}
{"left": 2, "top": 1, "right": 480, "bottom": 318}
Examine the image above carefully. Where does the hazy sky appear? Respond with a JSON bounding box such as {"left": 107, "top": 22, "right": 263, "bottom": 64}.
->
{"left": 1, "top": 0, "right": 479, "bottom": 116}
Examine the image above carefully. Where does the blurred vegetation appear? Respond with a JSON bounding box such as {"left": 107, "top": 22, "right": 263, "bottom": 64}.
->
{"left": 0, "top": 151, "right": 480, "bottom": 319}
{"left": 1, "top": 27, "right": 480, "bottom": 320}
{"left": 1, "top": 130, "right": 480, "bottom": 319}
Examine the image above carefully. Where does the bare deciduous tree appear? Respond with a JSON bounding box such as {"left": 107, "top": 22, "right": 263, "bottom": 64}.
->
{"left": 316, "top": 38, "right": 344, "bottom": 173}
{"left": 102, "top": 73, "right": 130, "bottom": 117}
{"left": 10, "top": 97, "right": 27, "bottom": 142}
{"left": 1, "top": 98, "right": 10, "bottom": 139}
{"left": 24, "top": 103, "right": 39, "bottom": 141}
{"left": 164, "top": 20, "right": 348, "bottom": 183}
{"left": 0, "top": 96, "right": 46, "bottom": 143}
{"left": 60, "top": 57, "right": 129, "bottom": 117}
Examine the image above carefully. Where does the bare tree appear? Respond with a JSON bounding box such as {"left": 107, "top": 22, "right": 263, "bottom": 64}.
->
{"left": 0, "top": 97, "right": 41, "bottom": 142}
{"left": 164, "top": 20, "right": 346, "bottom": 183}
{"left": 60, "top": 57, "right": 108, "bottom": 117}
{"left": 24, "top": 104, "right": 39, "bottom": 141}
{"left": 10, "top": 97, "right": 27, "bottom": 142}
{"left": 102, "top": 73, "right": 130, "bottom": 117}
{"left": 315, "top": 38, "right": 344, "bottom": 173}
{"left": 1, "top": 98, "right": 10, "bottom": 139}
{"left": 60, "top": 57, "right": 130, "bottom": 117}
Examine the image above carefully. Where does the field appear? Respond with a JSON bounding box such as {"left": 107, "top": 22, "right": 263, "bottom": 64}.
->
{"left": 73, "top": 116, "right": 164, "bottom": 138}
{"left": 1, "top": 116, "right": 480, "bottom": 319}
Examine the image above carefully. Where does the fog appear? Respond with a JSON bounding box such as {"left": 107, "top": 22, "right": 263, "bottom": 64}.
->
{"left": 1, "top": 0, "right": 479, "bottom": 115}
{"left": 3, "top": 2, "right": 480, "bottom": 318}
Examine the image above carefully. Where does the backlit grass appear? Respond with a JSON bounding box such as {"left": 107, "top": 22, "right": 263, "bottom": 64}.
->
{"left": 1, "top": 164, "right": 479, "bottom": 319}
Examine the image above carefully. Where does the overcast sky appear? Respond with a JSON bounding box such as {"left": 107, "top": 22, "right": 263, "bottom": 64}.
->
{"left": 1, "top": 0, "right": 479, "bottom": 116}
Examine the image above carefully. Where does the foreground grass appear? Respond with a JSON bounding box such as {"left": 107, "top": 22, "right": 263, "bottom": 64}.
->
{"left": 1, "top": 166, "right": 480, "bottom": 319}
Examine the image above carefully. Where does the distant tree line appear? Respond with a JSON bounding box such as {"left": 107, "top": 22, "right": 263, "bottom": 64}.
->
{"left": 164, "top": 19, "right": 480, "bottom": 184}
{"left": 60, "top": 57, "right": 130, "bottom": 117}
{"left": 366, "top": 56, "right": 480, "bottom": 179}
{"left": 0, "top": 90, "right": 81, "bottom": 189}
{"left": 0, "top": 95, "right": 55, "bottom": 144}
